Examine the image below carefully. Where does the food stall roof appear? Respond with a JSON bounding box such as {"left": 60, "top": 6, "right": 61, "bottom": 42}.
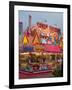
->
{"left": 43, "top": 44, "right": 62, "bottom": 53}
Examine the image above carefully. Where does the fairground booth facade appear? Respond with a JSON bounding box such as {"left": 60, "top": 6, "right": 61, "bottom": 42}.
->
{"left": 19, "top": 16, "right": 63, "bottom": 79}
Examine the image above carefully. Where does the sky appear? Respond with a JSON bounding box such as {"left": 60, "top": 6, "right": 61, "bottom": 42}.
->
{"left": 19, "top": 10, "right": 63, "bottom": 32}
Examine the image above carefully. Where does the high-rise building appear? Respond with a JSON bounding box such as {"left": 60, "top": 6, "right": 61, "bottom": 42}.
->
{"left": 19, "top": 21, "right": 23, "bottom": 35}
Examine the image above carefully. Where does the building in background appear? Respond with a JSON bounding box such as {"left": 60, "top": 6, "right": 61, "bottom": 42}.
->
{"left": 19, "top": 21, "right": 23, "bottom": 35}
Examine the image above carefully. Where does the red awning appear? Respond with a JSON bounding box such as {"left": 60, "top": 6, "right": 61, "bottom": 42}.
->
{"left": 43, "top": 45, "right": 61, "bottom": 53}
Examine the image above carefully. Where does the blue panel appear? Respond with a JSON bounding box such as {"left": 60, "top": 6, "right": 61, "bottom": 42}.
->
{"left": 23, "top": 46, "right": 34, "bottom": 52}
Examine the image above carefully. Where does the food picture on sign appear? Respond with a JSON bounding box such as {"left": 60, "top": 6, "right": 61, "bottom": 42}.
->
{"left": 19, "top": 11, "right": 63, "bottom": 79}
